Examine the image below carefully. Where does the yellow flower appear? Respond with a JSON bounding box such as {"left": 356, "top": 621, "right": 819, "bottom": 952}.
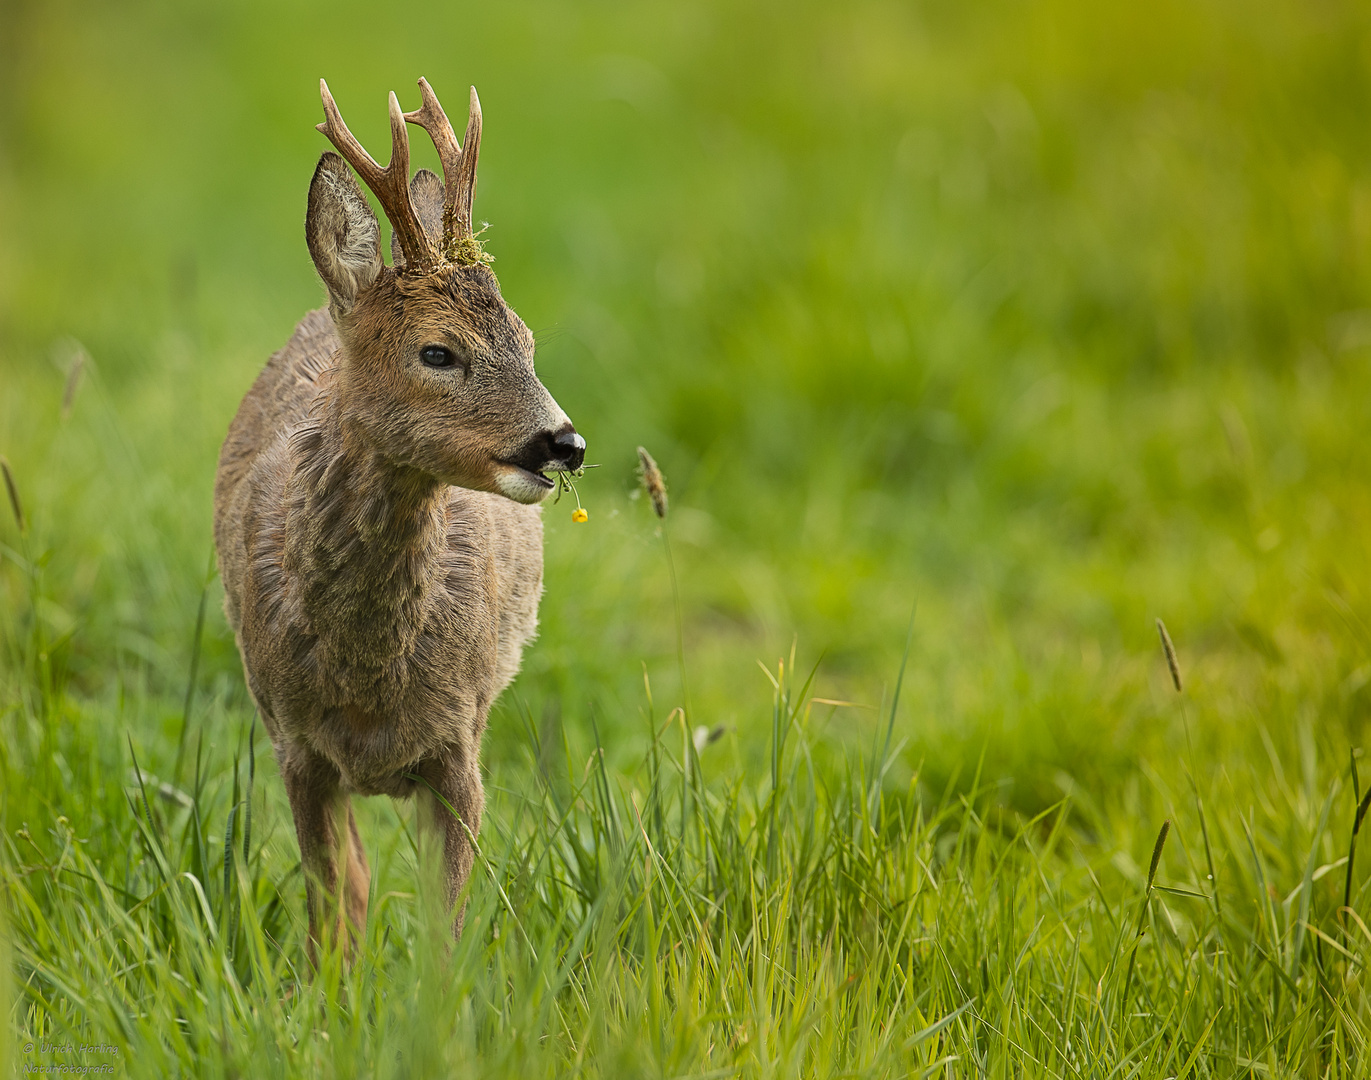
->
{"left": 571, "top": 507, "right": 588, "bottom": 523}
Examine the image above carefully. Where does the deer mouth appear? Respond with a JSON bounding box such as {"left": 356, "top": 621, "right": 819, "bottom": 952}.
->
{"left": 492, "top": 461, "right": 556, "bottom": 504}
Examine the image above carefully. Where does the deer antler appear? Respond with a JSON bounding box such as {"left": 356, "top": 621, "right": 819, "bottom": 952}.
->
{"left": 317, "top": 79, "right": 439, "bottom": 274}
{"left": 403, "top": 78, "right": 483, "bottom": 261}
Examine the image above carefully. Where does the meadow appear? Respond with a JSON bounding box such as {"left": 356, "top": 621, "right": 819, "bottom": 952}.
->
{"left": 3, "top": 0, "right": 1371, "bottom": 1075}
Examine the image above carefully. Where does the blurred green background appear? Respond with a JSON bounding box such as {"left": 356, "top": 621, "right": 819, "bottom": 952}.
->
{"left": 2, "top": 0, "right": 1370, "bottom": 803}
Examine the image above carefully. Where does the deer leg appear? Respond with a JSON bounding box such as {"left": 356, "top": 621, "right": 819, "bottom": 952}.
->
{"left": 344, "top": 804, "right": 371, "bottom": 935}
{"left": 414, "top": 752, "right": 485, "bottom": 937}
{"left": 279, "top": 746, "right": 366, "bottom": 967}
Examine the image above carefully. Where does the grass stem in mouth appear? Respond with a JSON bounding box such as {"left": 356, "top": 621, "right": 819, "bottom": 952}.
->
{"left": 554, "top": 464, "right": 598, "bottom": 521}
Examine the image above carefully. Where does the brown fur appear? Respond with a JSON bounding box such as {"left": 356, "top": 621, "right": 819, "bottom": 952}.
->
{"left": 215, "top": 146, "right": 579, "bottom": 963}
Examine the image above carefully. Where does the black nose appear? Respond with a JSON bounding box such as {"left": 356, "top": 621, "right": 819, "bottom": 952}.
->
{"left": 552, "top": 428, "right": 586, "bottom": 471}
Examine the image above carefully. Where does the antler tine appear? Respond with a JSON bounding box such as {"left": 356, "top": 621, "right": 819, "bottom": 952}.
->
{"left": 403, "top": 78, "right": 463, "bottom": 255}
{"left": 404, "top": 78, "right": 483, "bottom": 256}
{"left": 456, "top": 86, "right": 482, "bottom": 240}
{"left": 316, "top": 79, "right": 437, "bottom": 273}
{"left": 317, "top": 79, "right": 383, "bottom": 178}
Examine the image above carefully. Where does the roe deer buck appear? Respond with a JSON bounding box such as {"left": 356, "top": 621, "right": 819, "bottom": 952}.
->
{"left": 213, "top": 77, "right": 584, "bottom": 962}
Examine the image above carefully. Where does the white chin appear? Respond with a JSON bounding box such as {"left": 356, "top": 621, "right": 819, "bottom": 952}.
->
{"left": 494, "top": 465, "right": 554, "bottom": 505}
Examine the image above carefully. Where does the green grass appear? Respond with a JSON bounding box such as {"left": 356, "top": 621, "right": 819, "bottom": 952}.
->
{"left": 4, "top": 0, "right": 1371, "bottom": 1075}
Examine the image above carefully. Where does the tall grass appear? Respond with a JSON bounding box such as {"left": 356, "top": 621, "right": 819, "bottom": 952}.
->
{"left": 4, "top": 0, "right": 1371, "bottom": 1074}
{"left": 4, "top": 477, "right": 1371, "bottom": 1076}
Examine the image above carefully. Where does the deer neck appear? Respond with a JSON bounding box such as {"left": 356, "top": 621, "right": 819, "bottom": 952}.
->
{"left": 285, "top": 402, "right": 447, "bottom": 704}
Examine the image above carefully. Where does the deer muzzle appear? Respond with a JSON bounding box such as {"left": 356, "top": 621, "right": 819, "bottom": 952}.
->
{"left": 493, "top": 423, "right": 586, "bottom": 504}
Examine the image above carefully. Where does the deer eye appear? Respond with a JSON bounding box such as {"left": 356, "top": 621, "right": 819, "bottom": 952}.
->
{"left": 420, "top": 345, "right": 458, "bottom": 368}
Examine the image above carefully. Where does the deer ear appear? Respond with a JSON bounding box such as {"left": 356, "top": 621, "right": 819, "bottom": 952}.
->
{"left": 390, "top": 169, "right": 445, "bottom": 268}
{"left": 306, "top": 152, "right": 383, "bottom": 312}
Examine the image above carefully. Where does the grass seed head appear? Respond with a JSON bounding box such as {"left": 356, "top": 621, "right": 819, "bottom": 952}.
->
{"left": 60, "top": 342, "right": 88, "bottom": 420}
{"left": 1, "top": 456, "right": 24, "bottom": 535}
{"left": 1155, "top": 618, "right": 1182, "bottom": 693}
{"left": 636, "top": 446, "right": 668, "bottom": 518}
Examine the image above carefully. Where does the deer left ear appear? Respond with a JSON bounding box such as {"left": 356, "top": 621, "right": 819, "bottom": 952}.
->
{"left": 306, "top": 152, "right": 383, "bottom": 313}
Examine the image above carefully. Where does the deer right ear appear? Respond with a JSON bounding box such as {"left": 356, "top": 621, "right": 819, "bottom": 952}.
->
{"left": 306, "top": 152, "right": 383, "bottom": 313}
{"left": 391, "top": 169, "right": 445, "bottom": 268}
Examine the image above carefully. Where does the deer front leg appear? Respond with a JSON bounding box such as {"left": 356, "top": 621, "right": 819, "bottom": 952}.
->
{"left": 279, "top": 745, "right": 370, "bottom": 967}
{"left": 414, "top": 751, "right": 485, "bottom": 938}
{"left": 344, "top": 803, "right": 370, "bottom": 933}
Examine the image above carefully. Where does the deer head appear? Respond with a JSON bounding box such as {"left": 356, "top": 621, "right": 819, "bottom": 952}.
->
{"left": 305, "top": 77, "right": 584, "bottom": 503}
